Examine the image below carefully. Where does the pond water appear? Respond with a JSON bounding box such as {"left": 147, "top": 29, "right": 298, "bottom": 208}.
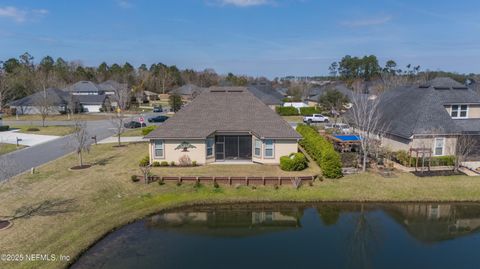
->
{"left": 71, "top": 203, "right": 480, "bottom": 269}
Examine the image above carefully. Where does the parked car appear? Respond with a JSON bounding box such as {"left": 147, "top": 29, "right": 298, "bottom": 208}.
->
{"left": 148, "top": 115, "right": 169, "bottom": 123}
{"left": 124, "top": 121, "right": 147, "bottom": 129}
{"left": 324, "top": 123, "right": 352, "bottom": 134}
{"left": 153, "top": 106, "right": 163, "bottom": 113}
{"left": 303, "top": 114, "right": 329, "bottom": 123}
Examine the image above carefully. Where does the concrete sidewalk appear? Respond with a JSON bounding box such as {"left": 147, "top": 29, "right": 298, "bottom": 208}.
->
{"left": 98, "top": 136, "right": 148, "bottom": 144}
{"left": 0, "top": 129, "right": 60, "bottom": 146}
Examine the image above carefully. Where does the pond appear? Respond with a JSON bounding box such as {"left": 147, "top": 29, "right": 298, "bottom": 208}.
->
{"left": 71, "top": 203, "right": 480, "bottom": 269}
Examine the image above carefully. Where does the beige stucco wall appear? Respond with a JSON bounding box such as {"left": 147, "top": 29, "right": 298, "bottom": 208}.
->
{"left": 411, "top": 136, "right": 457, "bottom": 156}
{"left": 149, "top": 139, "right": 207, "bottom": 164}
{"left": 149, "top": 137, "right": 299, "bottom": 165}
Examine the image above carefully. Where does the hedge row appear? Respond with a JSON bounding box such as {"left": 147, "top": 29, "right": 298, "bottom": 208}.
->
{"left": 280, "top": 152, "right": 308, "bottom": 171}
{"left": 393, "top": 150, "right": 455, "bottom": 167}
{"left": 276, "top": 106, "right": 299, "bottom": 116}
{"left": 0, "top": 125, "right": 9, "bottom": 132}
{"left": 296, "top": 124, "right": 342, "bottom": 178}
{"left": 299, "top": 107, "right": 321, "bottom": 115}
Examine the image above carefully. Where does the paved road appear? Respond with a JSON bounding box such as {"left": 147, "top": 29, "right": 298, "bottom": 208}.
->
{"left": 0, "top": 120, "right": 115, "bottom": 181}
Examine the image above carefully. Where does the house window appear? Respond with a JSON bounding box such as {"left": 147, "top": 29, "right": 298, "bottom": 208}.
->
{"left": 206, "top": 138, "right": 214, "bottom": 157}
{"left": 451, "top": 105, "right": 468, "bottom": 118}
{"left": 434, "top": 138, "right": 445, "bottom": 156}
{"left": 254, "top": 139, "right": 262, "bottom": 157}
{"left": 154, "top": 140, "right": 164, "bottom": 158}
{"left": 264, "top": 139, "right": 274, "bottom": 158}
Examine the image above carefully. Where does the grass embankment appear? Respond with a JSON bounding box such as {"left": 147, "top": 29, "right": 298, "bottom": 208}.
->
{"left": 0, "top": 143, "right": 26, "bottom": 155}
{"left": 282, "top": 116, "right": 304, "bottom": 123}
{"left": 11, "top": 125, "right": 74, "bottom": 136}
{"left": 0, "top": 143, "right": 480, "bottom": 269}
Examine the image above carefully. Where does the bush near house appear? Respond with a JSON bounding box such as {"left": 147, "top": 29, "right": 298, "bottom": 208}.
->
{"left": 280, "top": 152, "right": 308, "bottom": 171}
{"left": 275, "top": 106, "right": 299, "bottom": 116}
{"left": 139, "top": 155, "right": 150, "bottom": 167}
{"left": 296, "top": 124, "right": 343, "bottom": 178}
{"left": 299, "top": 107, "right": 321, "bottom": 116}
{"left": 0, "top": 125, "right": 9, "bottom": 132}
{"left": 141, "top": 126, "right": 157, "bottom": 136}
{"left": 392, "top": 150, "right": 455, "bottom": 167}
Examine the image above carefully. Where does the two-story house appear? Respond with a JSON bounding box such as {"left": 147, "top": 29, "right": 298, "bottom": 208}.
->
{"left": 377, "top": 77, "right": 480, "bottom": 158}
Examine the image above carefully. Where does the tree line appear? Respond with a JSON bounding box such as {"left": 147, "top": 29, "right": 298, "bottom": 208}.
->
{"left": 0, "top": 52, "right": 251, "bottom": 109}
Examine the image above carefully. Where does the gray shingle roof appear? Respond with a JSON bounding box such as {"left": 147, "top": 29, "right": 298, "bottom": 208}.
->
{"left": 146, "top": 87, "right": 301, "bottom": 139}
{"left": 306, "top": 83, "right": 362, "bottom": 102}
{"left": 64, "top": 81, "right": 100, "bottom": 93}
{"left": 171, "top": 84, "right": 206, "bottom": 96}
{"left": 247, "top": 85, "right": 283, "bottom": 106}
{"left": 378, "top": 77, "right": 480, "bottom": 138}
{"left": 9, "top": 88, "right": 69, "bottom": 106}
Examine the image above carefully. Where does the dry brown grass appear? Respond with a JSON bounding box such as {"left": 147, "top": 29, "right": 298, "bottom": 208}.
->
{"left": 0, "top": 143, "right": 26, "bottom": 155}
{"left": 0, "top": 143, "right": 479, "bottom": 269}
{"left": 11, "top": 125, "right": 74, "bottom": 136}
{"left": 4, "top": 114, "right": 111, "bottom": 122}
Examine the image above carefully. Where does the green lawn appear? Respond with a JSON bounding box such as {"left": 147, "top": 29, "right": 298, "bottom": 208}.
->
{"left": 0, "top": 143, "right": 480, "bottom": 269}
{"left": 282, "top": 115, "right": 304, "bottom": 123}
{"left": 11, "top": 125, "right": 74, "bottom": 136}
{"left": 0, "top": 143, "right": 26, "bottom": 155}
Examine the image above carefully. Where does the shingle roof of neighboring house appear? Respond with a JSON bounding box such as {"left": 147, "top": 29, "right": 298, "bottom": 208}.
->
{"left": 9, "top": 88, "right": 69, "bottom": 106}
{"left": 171, "top": 84, "right": 206, "bottom": 96}
{"left": 377, "top": 77, "right": 480, "bottom": 138}
{"left": 64, "top": 81, "right": 101, "bottom": 93}
{"left": 306, "top": 83, "right": 361, "bottom": 102}
{"left": 74, "top": 95, "right": 107, "bottom": 105}
{"left": 146, "top": 87, "right": 301, "bottom": 140}
{"left": 247, "top": 85, "right": 284, "bottom": 106}
{"left": 98, "top": 80, "right": 127, "bottom": 93}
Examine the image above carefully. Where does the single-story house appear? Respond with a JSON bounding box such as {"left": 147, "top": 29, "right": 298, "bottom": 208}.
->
{"left": 376, "top": 77, "right": 480, "bottom": 159}
{"left": 143, "top": 90, "right": 159, "bottom": 101}
{"left": 305, "top": 83, "right": 357, "bottom": 107}
{"left": 170, "top": 84, "right": 207, "bottom": 102}
{"left": 145, "top": 87, "right": 301, "bottom": 165}
{"left": 75, "top": 95, "right": 110, "bottom": 113}
{"left": 64, "top": 80, "right": 126, "bottom": 96}
{"left": 9, "top": 88, "right": 70, "bottom": 115}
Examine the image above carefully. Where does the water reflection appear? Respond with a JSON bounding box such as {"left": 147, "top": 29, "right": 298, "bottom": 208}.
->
{"left": 72, "top": 203, "right": 480, "bottom": 269}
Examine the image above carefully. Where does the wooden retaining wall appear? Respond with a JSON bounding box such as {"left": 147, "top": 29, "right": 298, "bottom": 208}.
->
{"left": 141, "top": 175, "right": 317, "bottom": 186}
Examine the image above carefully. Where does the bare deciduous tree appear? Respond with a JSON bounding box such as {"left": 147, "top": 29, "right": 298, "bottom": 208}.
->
{"left": 33, "top": 89, "right": 56, "bottom": 127}
{"left": 455, "top": 134, "right": 477, "bottom": 172}
{"left": 139, "top": 164, "right": 152, "bottom": 184}
{"left": 71, "top": 119, "right": 90, "bottom": 167}
{"left": 350, "top": 90, "right": 385, "bottom": 172}
{"left": 110, "top": 85, "right": 130, "bottom": 146}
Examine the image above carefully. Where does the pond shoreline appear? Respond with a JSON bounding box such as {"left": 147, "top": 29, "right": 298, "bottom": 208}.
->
{"left": 68, "top": 198, "right": 480, "bottom": 269}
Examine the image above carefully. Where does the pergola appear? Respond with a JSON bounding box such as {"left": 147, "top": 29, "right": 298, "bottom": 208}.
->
{"left": 409, "top": 147, "right": 432, "bottom": 172}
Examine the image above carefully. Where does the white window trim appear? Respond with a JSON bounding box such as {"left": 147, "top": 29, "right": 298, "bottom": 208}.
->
{"left": 264, "top": 139, "right": 275, "bottom": 159}
{"left": 206, "top": 138, "right": 214, "bottom": 158}
{"left": 433, "top": 137, "right": 445, "bottom": 156}
{"left": 154, "top": 140, "right": 164, "bottom": 159}
{"left": 254, "top": 139, "right": 262, "bottom": 157}
{"left": 451, "top": 104, "right": 469, "bottom": 119}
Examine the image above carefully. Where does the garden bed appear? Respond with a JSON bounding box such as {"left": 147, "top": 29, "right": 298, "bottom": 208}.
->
{"left": 412, "top": 170, "right": 466, "bottom": 177}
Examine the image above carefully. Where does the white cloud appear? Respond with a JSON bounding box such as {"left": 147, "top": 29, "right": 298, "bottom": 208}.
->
{"left": 213, "top": 0, "right": 274, "bottom": 7}
{"left": 0, "top": 6, "right": 27, "bottom": 22}
{"left": 0, "top": 6, "right": 48, "bottom": 23}
{"left": 117, "top": 0, "right": 133, "bottom": 9}
{"left": 341, "top": 15, "right": 392, "bottom": 27}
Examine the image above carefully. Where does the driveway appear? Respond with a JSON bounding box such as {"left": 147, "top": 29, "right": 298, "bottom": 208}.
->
{"left": 0, "top": 130, "right": 60, "bottom": 146}
{"left": 0, "top": 120, "right": 115, "bottom": 181}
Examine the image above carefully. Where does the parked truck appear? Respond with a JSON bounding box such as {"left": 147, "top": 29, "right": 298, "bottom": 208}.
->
{"left": 303, "top": 114, "right": 329, "bottom": 123}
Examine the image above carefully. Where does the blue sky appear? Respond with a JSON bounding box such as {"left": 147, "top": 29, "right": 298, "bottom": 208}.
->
{"left": 0, "top": 0, "right": 479, "bottom": 78}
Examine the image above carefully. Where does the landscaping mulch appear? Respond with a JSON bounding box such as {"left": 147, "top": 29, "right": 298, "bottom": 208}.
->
{"left": 412, "top": 170, "right": 466, "bottom": 177}
{"left": 70, "top": 165, "right": 92, "bottom": 170}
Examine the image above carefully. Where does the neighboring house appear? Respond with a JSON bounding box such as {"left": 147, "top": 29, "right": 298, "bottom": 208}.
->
{"left": 377, "top": 77, "right": 480, "bottom": 158}
{"left": 9, "top": 88, "right": 70, "bottom": 115}
{"left": 75, "top": 95, "right": 110, "bottom": 113}
{"left": 247, "top": 82, "right": 284, "bottom": 109}
{"left": 170, "top": 84, "right": 207, "bottom": 101}
{"left": 64, "top": 81, "right": 104, "bottom": 95}
{"left": 145, "top": 87, "right": 301, "bottom": 165}
{"left": 305, "top": 83, "right": 357, "bottom": 107}
{"left": 143, "top": 90, "right": 159, "bottom": 101}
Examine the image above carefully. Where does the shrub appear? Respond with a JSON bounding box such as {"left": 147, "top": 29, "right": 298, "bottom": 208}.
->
{"left": 141, "top": 125, "right": 157, "bottom": 136}
{"left": 170, "top": 161, "right": 176, "bottom": 166}
{"left": 393, "top": 151, "right": 455, "bottom": 167}
{"left": 192, "top": 160, "right": 197, "bottom": 166}
{"left": 296, "top": 124, "right": 342, "bottom": 179}
{"left": 26, "top": 127, "right": 40, "bottom": 132}
{"left": 131, "top": 175, "right": 139, "bottom": 182}
{"left": 280, "top": 152, "right": 308, "bottom": 171}
{"left": 160, "top": 161, "right": 169, "bottom": 166}
{"left": 158, "top": 179, "right": 165, "bottom": 185}
{"left": 0, "top": 125, "right": 9, "bottom": 132}
{"left": 139, "top": 155, "right": 150, "bottom": 167}
{"left": 275, "top": 106, "right": 299, "bottom": 116}
{"left": 176, "top": 181, "right": 182, "bottom": 186}
{"left": 213, "top": 182, "right": 219, "bottom": 188}
{"left": 274, "top": 184, "right": 279, "bottom": 190}
{"left": 194, "top": 181, "right": 202, "bottom": 189}
{"left": 299, "top": 106, "right": 321, "bottom": 116}
{"left": 178, "top": 155, "right": 192, "bottom": 166}
{"left": 152, "top": 161, "right": 160, "bottom": 167}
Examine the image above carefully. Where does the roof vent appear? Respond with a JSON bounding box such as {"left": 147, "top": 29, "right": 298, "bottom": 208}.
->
{"left": 419, "top": 84, "right": 430, "bottom": 88}
{"left": 227, "top": 89, "right": 243, "bottom": 92}
{"left": 433, "top": 86, "right": 450, "bottom": 90}
{"left": 210, "top": 90, "right": 226, "bottom": 93}
{"left": 452, "top": 86, "right": 468, "bottom": 90}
